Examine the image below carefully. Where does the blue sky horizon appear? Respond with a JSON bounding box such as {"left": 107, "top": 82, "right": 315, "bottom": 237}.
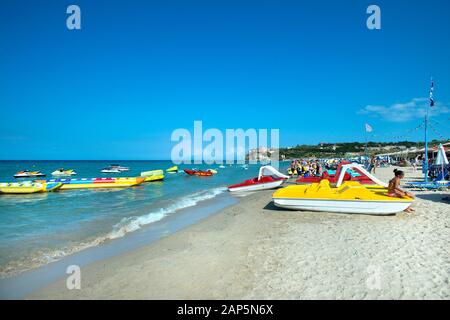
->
{"left": 1, "top": 0, "right": 449, "bottom": 160}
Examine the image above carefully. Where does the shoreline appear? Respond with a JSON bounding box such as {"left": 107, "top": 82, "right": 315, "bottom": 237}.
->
{"left": 0, "top": 191, "right": 238, "bottom": 299}
{"left": 3, "top": 166, "right": 449, "bottom": 299}
{"left": 30, "top": 189, "right": 273, "bottom": 299}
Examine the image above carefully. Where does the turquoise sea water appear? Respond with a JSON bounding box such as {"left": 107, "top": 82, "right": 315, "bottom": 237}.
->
{"left": 0, "top": 160, "right": 287, "bottom": 277}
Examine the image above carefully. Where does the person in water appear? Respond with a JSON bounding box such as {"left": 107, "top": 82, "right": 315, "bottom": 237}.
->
{"left": 388, "top": 169, "right": 415, "bottom": 213}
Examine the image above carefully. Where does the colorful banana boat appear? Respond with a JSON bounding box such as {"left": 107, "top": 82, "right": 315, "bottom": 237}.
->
{"left": 39, "top": 177, "right": 145, "bottom": 190}
{"left": 0, "top": 182, "right": 62, "bottom": 194}
{"left": 140, "top": 170, "right": 164, "bottom": 182}
{"left": 273, "top": 180, "right": 413, "bottom": 215}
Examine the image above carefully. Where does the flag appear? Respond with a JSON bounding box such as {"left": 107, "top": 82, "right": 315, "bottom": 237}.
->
{"left": 365, "top": 123, "right": 373, "bottom": 133}
{"left": 429, "top": 79, "right": 435, "bottom": 107}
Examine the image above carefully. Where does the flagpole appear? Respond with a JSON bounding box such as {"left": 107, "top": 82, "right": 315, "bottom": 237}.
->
{"left": 364, "top": 123, "right": 373, "bottom": 162}
{"left": 424, "top": 104, "right": 428, "bottom": 183}
{"left": 364, "top": 128, "right": 368, "bottom": 158}
{"left": 423, "top": 78, "right": 433, "bottom": 183}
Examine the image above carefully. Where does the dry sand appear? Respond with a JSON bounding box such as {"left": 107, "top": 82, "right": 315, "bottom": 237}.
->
{"left": 30, "top": 166, "right": 450, "bottom": 299}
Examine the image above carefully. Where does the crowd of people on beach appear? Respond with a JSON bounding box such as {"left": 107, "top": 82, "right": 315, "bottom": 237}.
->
{"left": 289, "top": 157, "right": 392, "bottom": 177}
{"left": 288, "top": 160, "right": 323, "bottom": 177}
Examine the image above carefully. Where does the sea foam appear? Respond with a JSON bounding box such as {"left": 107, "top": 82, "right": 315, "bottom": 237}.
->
{"left": 108, "top": 187, "right": 226, "bottom": 239}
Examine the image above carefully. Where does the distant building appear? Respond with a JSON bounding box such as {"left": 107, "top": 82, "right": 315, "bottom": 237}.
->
{"left": 247, "top": 147, "right": 279, "bottom": 162}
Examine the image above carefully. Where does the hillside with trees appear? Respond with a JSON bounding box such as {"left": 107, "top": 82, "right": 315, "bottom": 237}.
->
{"left": 279, "top": 140, "right": 447, "bottom": 159}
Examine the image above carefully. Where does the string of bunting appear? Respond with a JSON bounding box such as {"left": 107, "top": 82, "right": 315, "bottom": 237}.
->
{"left": 428, "top": 123, "right": 449, "bottom": 141}
{"left": 429, "top": 118, "right": 450, "bottom": 130}
{"left": 369, "top": 121, "right": 425, "bottom": 140}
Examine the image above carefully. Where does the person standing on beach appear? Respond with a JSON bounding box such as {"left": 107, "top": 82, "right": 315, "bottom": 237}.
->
{"left": 289, "top": 161, "right": 296, "bottom": 176}
{"left": 371, "top": 156, "right": 377, "bottom": 174}
{"left": 388, "top": 169, "right": 415, "bottom": 213}
{"left": 367, "top": 156, "right": 376, "bottom": 173}
{"left": 316, "top": 161, "right": 322, "bottom": 176}
{"left": 296, "top": 160, "right": 302, "bottom": 176}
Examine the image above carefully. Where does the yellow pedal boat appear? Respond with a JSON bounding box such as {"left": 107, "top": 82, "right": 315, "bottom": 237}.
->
{"left": 140, "top": 170, "right": 165, "bottom": 182}
{"left": 273, "top": 180, "right": 413, "bottom": 215}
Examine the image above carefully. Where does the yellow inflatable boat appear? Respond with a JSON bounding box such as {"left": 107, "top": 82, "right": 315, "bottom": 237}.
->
{"left": 140, "top": 170, "right": 164, "bottom": 182}
{"left": 166, "top": 166, "right": 178, "bottom": 173}
{"left": 0, "top": 182, "right": 63, "bottom": 194}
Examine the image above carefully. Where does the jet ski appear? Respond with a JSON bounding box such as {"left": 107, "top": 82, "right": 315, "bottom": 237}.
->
{"left": 14, "top": 170, "right": 46, "bottom": 178}
{"left": 51, "top": 168, "right": 77, "bottom": 176}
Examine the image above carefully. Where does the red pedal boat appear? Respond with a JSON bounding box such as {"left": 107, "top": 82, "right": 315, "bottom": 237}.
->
{"left": 228, "top": 166, "right": 289, "bottom": 192}
{"left": 184, "top": 169, "right": 214, "bottom": 176}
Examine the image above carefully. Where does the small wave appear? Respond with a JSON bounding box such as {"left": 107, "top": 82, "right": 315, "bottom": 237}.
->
{"left": 0, "top": 187, "right": 226, "bottom": 278}
{"left": 107, "top": 187, "right": 226, "bottom": 239}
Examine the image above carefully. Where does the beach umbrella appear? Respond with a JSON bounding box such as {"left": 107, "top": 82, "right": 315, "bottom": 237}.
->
{"left": 434, "top": 144, "right": 448, "bottom": 182}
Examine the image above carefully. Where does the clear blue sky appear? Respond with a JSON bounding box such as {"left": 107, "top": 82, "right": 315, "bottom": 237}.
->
{"left": 1, "top": 0, "right": 449, "bottom": 160}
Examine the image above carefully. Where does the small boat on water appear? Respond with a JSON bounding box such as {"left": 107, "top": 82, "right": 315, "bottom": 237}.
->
{"left": 184, "top": 169, "right": 215, "bottom": 176}
{"left": 101, "top": 167, "right": 121, "bottom": 173}
{"left": 228, "top": 166, "right": 289, "bottom": 192}
{"left": 40, "top": 177, "right": 145, "bottom": 190}
{"left": 14, "top": 170, "right": 46, "bottom": 178}
{"left": 52, "top": 168, "right": 77, "bottom": 176}
{"left": 166, "top": 166, "right": 178, "bottom": 173}
{"left": 273, "top": 180, "right": 413, "bottom": 215}
{"left": 140, "top": 170, "right": 164, "bottom": 182}
{"left": 110, "top": 164, "right": 130, "bottom": 171}
{"left": 0, "top": 182, "right": 62, "bottom": 194}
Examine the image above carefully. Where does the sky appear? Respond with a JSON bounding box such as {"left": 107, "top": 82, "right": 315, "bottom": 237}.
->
{"left": 1, "top": 0, "right": 449, "bottom": 160}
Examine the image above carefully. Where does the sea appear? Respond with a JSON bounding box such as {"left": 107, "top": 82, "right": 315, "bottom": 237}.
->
{"left": 0, "top": 160, "right": 288, "bottom": 278}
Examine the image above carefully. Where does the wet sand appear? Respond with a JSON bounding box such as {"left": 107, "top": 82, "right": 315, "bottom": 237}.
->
{"left": 30, "top": 166, "right": 450, "bottom": 299}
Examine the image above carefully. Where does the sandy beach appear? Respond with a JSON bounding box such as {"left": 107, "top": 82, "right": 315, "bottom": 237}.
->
{"left": 29, "top": 166, "right": 450, "bottom": 299}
